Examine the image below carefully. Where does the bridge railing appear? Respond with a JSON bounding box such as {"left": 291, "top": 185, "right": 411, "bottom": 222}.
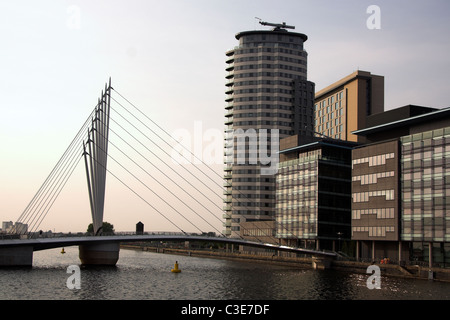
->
{"left": 2, "top": 231, "right": 223, "bottom": 240}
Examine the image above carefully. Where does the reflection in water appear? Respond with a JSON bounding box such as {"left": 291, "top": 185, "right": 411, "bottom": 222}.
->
{"left": 0, "top": 246, "right": 449, "bottom": 300}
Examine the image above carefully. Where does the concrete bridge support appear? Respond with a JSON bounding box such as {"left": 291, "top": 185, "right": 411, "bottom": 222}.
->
{"left": 79, "top": 242, "right": 119, "bottom": 266}
{"left": 312, "top": 255, "right": 333, "bottom": 270}
{"left": 0, "top": 246, "right": 33, "bottom": 267}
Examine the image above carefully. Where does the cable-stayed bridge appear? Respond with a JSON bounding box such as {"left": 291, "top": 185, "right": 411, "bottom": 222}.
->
{"left": 0, "top": 79, "right": 336, "bottom": 267}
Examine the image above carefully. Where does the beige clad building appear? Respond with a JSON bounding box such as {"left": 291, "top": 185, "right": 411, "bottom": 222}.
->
{"left": 314, "top": 70, "right": 384, "bottom": 143}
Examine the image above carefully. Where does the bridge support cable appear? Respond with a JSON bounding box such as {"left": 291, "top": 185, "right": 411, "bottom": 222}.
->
{"left": 90, "top": 123, "right": 224, "bottom": 236}
{"left": 91, "top": 141, "right": 205, "bottom": 234}
{"left": 108, "top": 94, "right": 268, "bottom": 242}
{"left": 108, "top": 99, "right": 224, "bottom": 208}
{"left": 26, "top": 155, "right": 84, "bottom": 235}
{"left": 104, "top": 112, "right": 226, "bottom": 228}
{"left": 107, "top": 110, "right": 223, "bottom": 209}
{"left": 110, "top": 90, "right": 281, "bottom": 244}
{"left": 106, "top": 98, "right": 249, "bottom": 239}
{"left": 91, "top": 114, "right": 232, "bottom": 235}
{"left": 13, "top": 106, "right": 97, "bottom": 236}
{"left": 85, "top": 145, "right": 188, "bottom": 234}
{"left": 110, "top": 89, "right": 287, "bottom": 245}
{"left": 111, "top": 90, "right": 224, "bottom": 194}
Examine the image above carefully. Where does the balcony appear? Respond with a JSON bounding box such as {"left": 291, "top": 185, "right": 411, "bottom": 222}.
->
{"left": 225, "top": 109, "right": 233, "bottom": 117}
{"left": 223, "top": 212, "right": 232, "bottom": 219}
{"left": 225, "top": 55, "right": 234, "bottom": 63}
{"left": 225, "top": 87, "right": 234, "bottom": 95}
{"left": 225, "top": 48, "right": 235, "bottom": 57}
{"left": 224, "top": 117, "right": 233, "bottom": 125}
{"left": 225, "top": 63, "right": 234, "bottom": 72}
{"left": 225, "top": 95, "right": 233, "bottom": 102}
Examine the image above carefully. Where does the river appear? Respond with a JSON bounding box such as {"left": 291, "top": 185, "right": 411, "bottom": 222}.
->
{"left": 0, "top": 246, "right": 449, "bottom": 301}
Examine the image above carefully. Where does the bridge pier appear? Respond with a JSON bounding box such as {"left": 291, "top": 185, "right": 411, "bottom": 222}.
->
{"left": 312, "top": 255, "right": 333, "bottom": 270}
{"left": 0, "top": 246, "right": 33, "bottom": 267}
{"left": 79, "top": 242, "right": 119, "bottom": 266}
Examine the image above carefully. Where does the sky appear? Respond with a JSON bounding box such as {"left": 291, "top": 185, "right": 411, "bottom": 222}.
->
{"left": 0, "top": 0, "right": 449, "bottom": 233}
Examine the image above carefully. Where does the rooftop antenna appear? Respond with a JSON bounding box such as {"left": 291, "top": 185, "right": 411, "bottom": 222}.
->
{"left": 256, "top": 18, "right": 295, "bottom": 31}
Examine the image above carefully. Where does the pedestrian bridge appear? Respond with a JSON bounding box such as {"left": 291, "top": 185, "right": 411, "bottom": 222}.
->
{"left": 0, "top": 233, "right": 336, "bottom": 267}
{"left": 3, "top": 80, "right": 337, "bottom": 270}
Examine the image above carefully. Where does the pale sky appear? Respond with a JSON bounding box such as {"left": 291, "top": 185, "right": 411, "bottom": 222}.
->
{"left": 1, "top": 0, "right": 449, "bottom": 233}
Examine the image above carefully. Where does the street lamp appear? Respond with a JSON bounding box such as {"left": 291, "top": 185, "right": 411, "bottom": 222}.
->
{"left": 337, "top": 232, "right": 343, "bottom": 252}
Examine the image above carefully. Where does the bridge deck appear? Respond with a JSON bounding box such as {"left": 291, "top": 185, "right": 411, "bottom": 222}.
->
{"left": 0, "top": 235, "right": 336, "bottom": 257}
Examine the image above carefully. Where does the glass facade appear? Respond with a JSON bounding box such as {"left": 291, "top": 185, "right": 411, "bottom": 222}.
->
{"left": 400, "top": 126, "right": 450, "bottom": 243}
{"left": 276, "top": 149, "right": 320, "bottom": 239}
{"left": 276, "top": 143, "right": 352, "bottom": 250}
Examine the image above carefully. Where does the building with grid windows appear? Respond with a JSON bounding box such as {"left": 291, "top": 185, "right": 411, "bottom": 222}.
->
{"left": 400, "top": 127, "right": 450, "bottom": 265}
{"left": 352, "top": 105, "right": 450, "bottom": 267}
{"left": 314, "top": 70, "right": 384, "bottom": 143}
{"left": 275, "top": 135, "right": 356, "bottom": 251}
{"left": 223, "top": 25, "right": 315, "bottom": 238}
{"left": 351, "top": 140, "right": 402, "bottom": 260}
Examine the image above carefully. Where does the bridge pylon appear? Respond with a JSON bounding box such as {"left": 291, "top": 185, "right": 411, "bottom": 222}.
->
{"left": 83, "top": 78, "right": 112, "bottom": 236}
{"left": 80, "top": 78, "right": 119, "bottom": 265}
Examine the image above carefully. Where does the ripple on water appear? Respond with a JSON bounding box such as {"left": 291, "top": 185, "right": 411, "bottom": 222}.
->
{"left": 1, "top": 247, "right": 449, "bottom": 300}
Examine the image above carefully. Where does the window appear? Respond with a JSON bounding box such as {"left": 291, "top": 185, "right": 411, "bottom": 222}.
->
{"left": 352, "top": 190, "right": 395, "bottom": 202}
{"left": 352, "top": 152, "right": 395, "bottom": 167}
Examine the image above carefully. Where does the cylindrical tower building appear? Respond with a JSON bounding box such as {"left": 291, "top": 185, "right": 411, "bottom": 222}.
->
{"left": 224, "top": 25, "right": 315, "bottom": 238}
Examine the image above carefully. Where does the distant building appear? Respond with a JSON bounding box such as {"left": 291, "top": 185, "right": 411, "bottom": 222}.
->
{"left": 2, "top": 221, "right": 28, "bottom": 234}
{"left": 315, "top": 70, "right": 384, "bottom": 143}
{"left": 2, "top": 221, "right": 13, "bottom": 232}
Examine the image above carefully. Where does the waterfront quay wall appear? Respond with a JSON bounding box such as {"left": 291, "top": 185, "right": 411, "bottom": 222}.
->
{"left": 120, "top": 245, "right": 450, "bottom": 282}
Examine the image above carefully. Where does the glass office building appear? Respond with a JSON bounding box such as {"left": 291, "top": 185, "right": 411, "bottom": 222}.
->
{"left": 352, "top": 106, "right": 450, "bottom": 266}
{"left": 276, "top": 137, "right": 355, "bottom": 251}
{"left": 400, "top": 126, "right": 450, "bottom": 265}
